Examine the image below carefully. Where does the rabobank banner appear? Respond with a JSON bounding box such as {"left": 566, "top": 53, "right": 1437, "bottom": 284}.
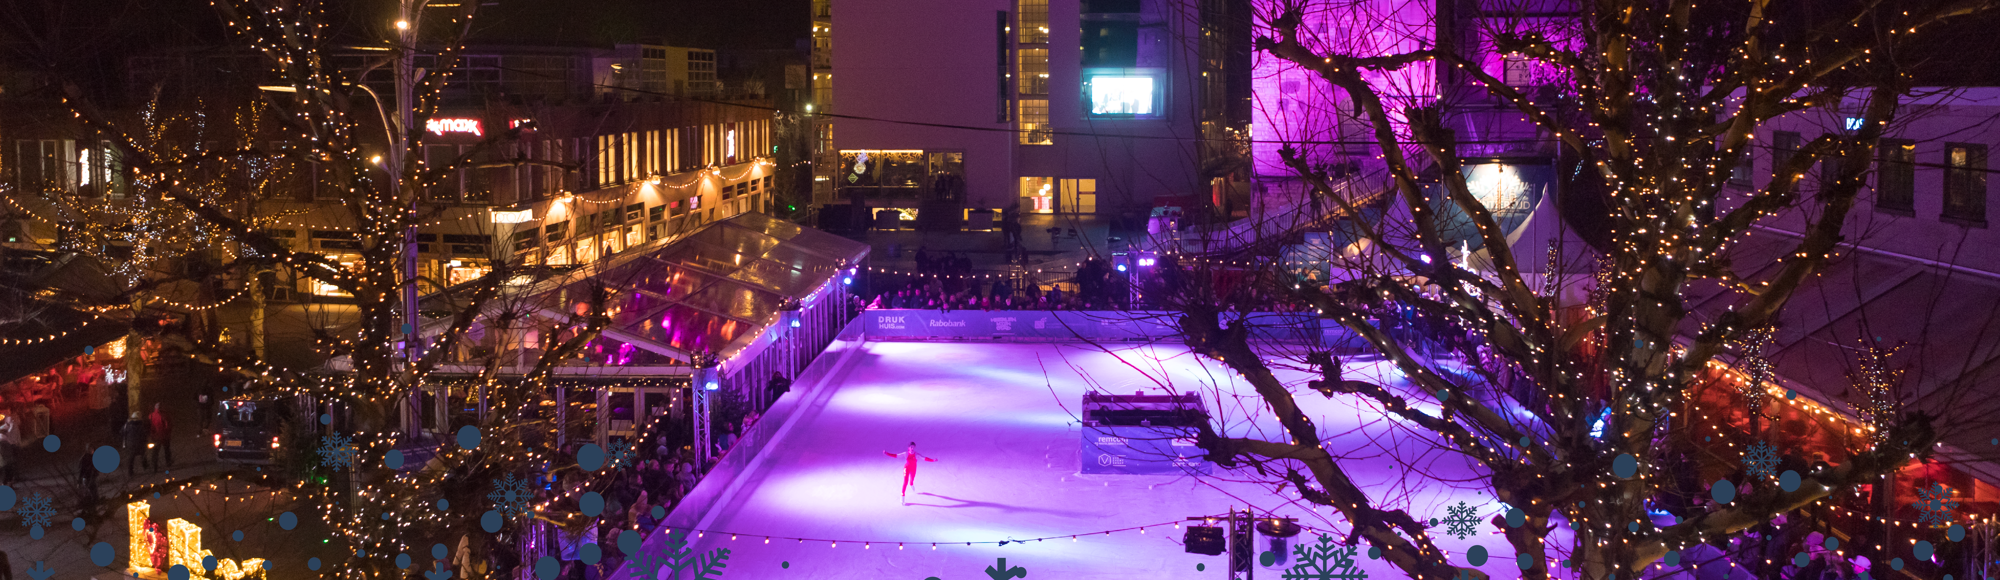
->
{"left": 1080, "top": 424, "right": 1212, "bottom": 475}
{"left": 863, "top": 310, "right": 1322, "bottom": 342}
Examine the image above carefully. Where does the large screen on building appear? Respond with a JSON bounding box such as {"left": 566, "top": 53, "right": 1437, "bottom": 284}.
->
{"left": 1084, "top": 69, "right": 1163, "bottom": 118}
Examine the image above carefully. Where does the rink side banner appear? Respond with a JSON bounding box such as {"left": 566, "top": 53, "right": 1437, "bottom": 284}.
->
{"left": 863, "top": 310, "right": 1321, "bottom": 341}
{"left": 1080, "top": 424, "right": 1212, "bottom": 475}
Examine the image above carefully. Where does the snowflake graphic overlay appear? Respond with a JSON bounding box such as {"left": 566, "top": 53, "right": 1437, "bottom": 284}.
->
{"left": 1437, "top": 501, "right": 1482, "bottom": 540}
{"left": 627, "top": 529, "right": 730, "bottom": 580}
{"left": 1912, "top": 483, "right": 1959, "bottom": 526}
{"left": 1283, "top": 534, "right": 1368, "bottom": 580}
{"left": 488, "top": 473, "right": 534, "bottom": 519}
{"left": 606, "top": 439, "right": 635, "bottom": 471}
{"left": 317, "top": 433, "right": 359, "bottom": 472}
{"left": 1742, "top": 440, "right": 1780, "bottom": 479}
{"left": 16, "top": 491, "right": 54, "bottom": 532}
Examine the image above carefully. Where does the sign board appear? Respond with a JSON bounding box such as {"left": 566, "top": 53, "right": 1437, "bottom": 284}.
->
{"left": 1081, "top": 424, "right": 1210, "bottom": 475}
{"left": 425, "top": 117, "right": 483, "bottom": 137}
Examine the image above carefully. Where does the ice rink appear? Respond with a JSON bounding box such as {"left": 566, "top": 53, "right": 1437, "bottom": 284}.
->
{"left": 662, "top": 340, "right": 1537, "bottom": 579}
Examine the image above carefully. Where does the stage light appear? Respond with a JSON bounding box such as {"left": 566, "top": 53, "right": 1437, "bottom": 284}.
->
{"left": 1116, "top": 264, "right": 1128, "bottom": 272}
{"left": 843, "top": 277, "right": 853, "bottom": 285}
{"left": 706, "top": 382, "right": 719, "bottom": 391}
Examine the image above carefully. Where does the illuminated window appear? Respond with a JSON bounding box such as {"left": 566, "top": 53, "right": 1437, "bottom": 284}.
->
{"left": 1943, "top": 143, "right": 1987, "bottom": 225}
{"left": 1020, "top": 177, "right": 1055, "bottom": 213}
{"left": 1020, "top": 99, "right": 1052, "bottom": 145}
{"left": 1019, "top": 49, "right": 1049, "bottom": 96}
{"left": 1018, "top": 0, "right": 1048, "bottom": 44}
{"left": 1084, "top": 70, "right": 1162, "bottom": 118}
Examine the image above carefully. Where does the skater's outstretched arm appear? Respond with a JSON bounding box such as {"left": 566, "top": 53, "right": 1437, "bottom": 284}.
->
{"left": 884, "top": 451, "right": 901, "bottom": 458}
{"left": 919, "top": 454, "right": 937, "bottom": 462}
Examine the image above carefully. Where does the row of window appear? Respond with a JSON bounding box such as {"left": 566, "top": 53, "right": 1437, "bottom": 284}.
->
{"left": 1752, "top": 131, "right": 1988, "bottom": 225}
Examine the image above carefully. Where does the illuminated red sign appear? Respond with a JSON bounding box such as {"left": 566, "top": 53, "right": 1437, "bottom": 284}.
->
{"left": 425, "top": 118, "right": 483, "bottom": 137}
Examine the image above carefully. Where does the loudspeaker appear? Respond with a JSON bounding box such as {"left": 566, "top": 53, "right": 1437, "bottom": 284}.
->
{"left": 1183, "top": 526, "right": 1225, "bottom": 556}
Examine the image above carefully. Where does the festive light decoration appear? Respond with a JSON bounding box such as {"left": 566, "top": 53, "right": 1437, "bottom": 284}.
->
{"left": 128, "top": 501, "right": 155, "bottom": 571}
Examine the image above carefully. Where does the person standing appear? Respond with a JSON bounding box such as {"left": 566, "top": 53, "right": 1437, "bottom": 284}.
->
{"left": 121, "top": 413, "right": 149, "bottom": 476}
{"left": 148, "top": 403, "right": 173, "bottom": 469}
{"left": 765, "top": 371, "right": 792, "bottom": 403}
{"left": 196, "top": 387, "right": 214, "bottom": 433}
{"left": 77, "top": 450, "right": 98, "bottom": 511}
{"left": 882, "top": 442, "right": 938, "bottom": 502}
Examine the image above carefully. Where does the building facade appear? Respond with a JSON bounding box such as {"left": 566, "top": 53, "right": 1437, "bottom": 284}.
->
{"left": 811, "top": 0, "right": 1253, "bottom": 224}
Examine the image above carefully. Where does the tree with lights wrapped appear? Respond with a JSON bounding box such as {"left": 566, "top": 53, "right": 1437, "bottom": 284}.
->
{"left": 31, "top": 0, "right": 638, "bottom": 576}
{"left": 1120, "top": 1, "right": 2000, "bottom": 579}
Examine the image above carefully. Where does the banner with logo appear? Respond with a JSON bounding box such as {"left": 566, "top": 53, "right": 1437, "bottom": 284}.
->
{"left": 863, "top": 310, "right": 1320, "bottom": 342}
{"left": 1080, "top": 424, "right": 1211, "bottom": 475}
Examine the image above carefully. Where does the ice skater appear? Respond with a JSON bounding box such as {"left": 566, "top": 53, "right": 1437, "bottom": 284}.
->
{"left": 884, "top": 442, "right": 938, "bottom": 502}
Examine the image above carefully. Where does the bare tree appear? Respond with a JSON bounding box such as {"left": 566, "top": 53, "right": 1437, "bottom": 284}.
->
{"left": 1098, "top": 0, "right": 2000, "bottom": 579}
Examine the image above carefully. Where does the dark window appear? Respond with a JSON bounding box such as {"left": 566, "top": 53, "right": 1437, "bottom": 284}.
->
{"left": 998, "top": 11, "right": 1012, "bottom": 123}
{"left": 1082, "top": 22, "right": 1139, "bottom": 67}
{"left": 1876, "top": 139, "right": 1915, "bottom": 214}
{"left": 1943, "top": 143, "right": 1987, "bottom": 225}
{"left": 649, "top": 205, "right": 666, "bottom": 221}
{"left": 443, "top": 234, "right": 491, "bottom": 244}
{"left": 321, "top": 240, "right": 362, "bottom": 250}
{"left": 513, "top": 230, "right": 538, "bottom": 251}
{"left": 1082, "top": 0, "right": 1141, "bottom": 13}
{"left": 310, "top": 230, "right": 358, "bottom": 240}
{"left": 451, "top": 244, "right": 485, "bottom": 255}
{"left": 1729, "top": 148, "right": 1753, "bottom": 186}
{"left": 545, "top": 221, "right": 568, "bottom": 243}
{"left": 1772, "top": 131, "right": 1802, "bottom": 182}
{"left": 625, "top": 203, "right": 645, "bottom": 221}
{"left": 1819, "top": 150, "right": 1844, "bottom": 193}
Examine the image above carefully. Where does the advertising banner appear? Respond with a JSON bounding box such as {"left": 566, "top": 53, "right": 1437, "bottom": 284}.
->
{"left": 1080, "top": 424, "right": 1211, "bottom": 475}
{"left": 864, "top": 310, "right": 1319, "bottom": 342}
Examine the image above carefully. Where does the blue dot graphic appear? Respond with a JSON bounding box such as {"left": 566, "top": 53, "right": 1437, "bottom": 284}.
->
{"left": 1891, "top": 558, "right": 1905, "bottom": 571}
{"left": 581, "top": 543, "right": 602, "bottom": 565}
{"left": 1195, "top": 563, "right": 1204, "bottom": 571}
{"left": 1780, "top": 470, "right": 1801, "bottom": 492}
{"left": 0, "top": 485, "right": 12, "bottom": 510}
{"left": 30, "top": 524, "right": 44, "bottom": 539}
{"left": 617, "top": 530, "right": 641, "bottom": 555}
{"left": 1505, "top": 507, "right": 1525, "bottom": 528}
{"left": 581, "top": 492, "right": 604, "bottom": 517}
{"left": 1613, "top": 454, "right": 1638, "bottom": 478}
{"left": 1824, "top": 537, "right": 1839, "bottom": 550}
{"left": 578, "top": 444, "right": 606, "bottom": 471}
{"left": 308, "top": 558, "right": 321, "bottom": 571}
{"left": 1665, "top": 551, "right": 1680, "bottom": 566}
{"left": 433, "top": 543, "right": 449, "bottom": 560}
{"left": 93, "top": 446, "right": 118, "bottom": 474}
{"left": 1915, "top": 540, "right": 1934, "bottom": 561}
{"left": 1368, "top": 546, "right": 1381, "bottom": 560}
{"left": 381, "top": 511, "right": 393, "bottom": 520}
{"left": 1517, "top": 553, "right": 1535, "bottom": 570}
{"left": 168, "top": 564, "right": 190, "bottom": 580}
{"left": 91, "top": 542, "right": 115, "bottom": 566}
{"left": 651, "top": 506, "right": 666, "bottom": 520}
{"left": 42, "top": 435, "right": 59, "bottom": 452}
{"left": 385, "top": 450, "right": 405, "bottom": 470}
{"left": 1467, "top": 545, "right": 1488, "bottom": 566}
{"left": 279, "top": 511, "right": 297, "bottom": 530}
{"left": 457, "top": 425, "right": 481, "bottom": 450}
{"left": 203, "top": 555, "right": 218, "bottom": 572}
{"left": 535, "top": 556, "right": 560, "bottom": 580}
{"left": 319, "top": 414, "right": 331, "bottom": 425}
{"left": 481, "top": 510, "right": 503, "bottom": 533}
{"left": 1795, "top": 552, "right": 1809, "bottom": 567}
{"left": 232, "top": 530, "right": 243, "bottom": 542}
{"left": 1950, "top": 524, "right": 1967, "bottom": 541}
{"left": 1711, "top": 479, "right": 1736, "bottom": 504}
{"left": 438, "top": 498, "right": 450, "bottom": 511}
{"left": 396, "top": 553, "right": 412, "bottom": 569}
{"left": 72, "top": 517, "right": 84, "bottom": 531}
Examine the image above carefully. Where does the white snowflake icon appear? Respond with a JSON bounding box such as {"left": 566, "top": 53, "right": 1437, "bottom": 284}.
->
{"left": 1742, "top": 441, "right": 1780, "bottom": 479}
{"left": 488, "top": 473, "right": 534, "bottom": 519}
{"left": 1438, "top": 501, "right": 1482, "bottom": 540}
{"left": 318, "top": 433, "right": 359, "bottom": 472}
{"left": 1912, "top": 483, "right": 1959, "bottom": 526}
{"left": 16, "top": 491, "right": 55, "bottom": 534}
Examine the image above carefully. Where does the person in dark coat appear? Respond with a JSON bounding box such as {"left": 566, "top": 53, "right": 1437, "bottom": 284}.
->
{"left": 77, "top": 450, "right": 99, "bottom": 511}
{"left": 121, "top": 414, "right": 149, "bottom": 476}
{"left": 766, "top": 371, "right": 792, "bottom": 402}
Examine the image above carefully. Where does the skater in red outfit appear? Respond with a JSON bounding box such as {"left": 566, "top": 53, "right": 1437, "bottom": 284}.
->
{"left": 884, "top": 442, "right": 937, "bottom": 500}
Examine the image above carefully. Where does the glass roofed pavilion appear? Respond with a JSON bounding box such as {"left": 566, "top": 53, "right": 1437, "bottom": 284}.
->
{"left": 404, "top": 212, "right": 868, "bottom": 448}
